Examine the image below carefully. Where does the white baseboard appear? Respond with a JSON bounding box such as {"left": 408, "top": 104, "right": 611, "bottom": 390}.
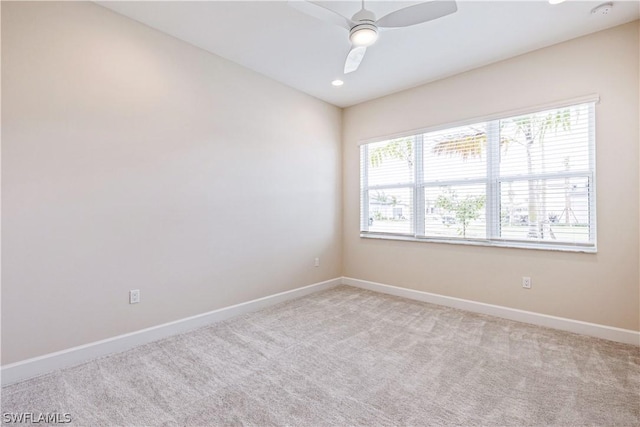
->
{"left": 342, "top": 277, "right": 640, "bottom": 346}
{"left": 1, "top": 277, "right": 341, "bottom": 387}
{"left": 4, "top": 276, "right": 637, "bottom": 387}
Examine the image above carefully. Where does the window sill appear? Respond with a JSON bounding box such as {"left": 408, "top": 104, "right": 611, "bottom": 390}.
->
{"left": 359, "top": 232, "right": 597, "bottom": 253}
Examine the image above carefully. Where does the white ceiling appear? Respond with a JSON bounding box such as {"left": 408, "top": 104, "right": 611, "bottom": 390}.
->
{"left": 97, "top": 1, "right": 639, "bottom": 108}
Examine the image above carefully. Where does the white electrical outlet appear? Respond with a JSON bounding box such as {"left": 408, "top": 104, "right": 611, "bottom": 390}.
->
{"left": 314, "top": 257, "right": 320, "bottom": 267}
{"left": 522, "top": 277, "right": 532, "bottom": 289}
{"left": 129, "top": 289, "right": 140, "bottom": 304}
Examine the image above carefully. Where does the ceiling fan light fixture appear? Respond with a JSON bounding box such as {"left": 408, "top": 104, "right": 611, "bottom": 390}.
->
{"left": 349, "top": 23, "right": 378, "bottom": 47}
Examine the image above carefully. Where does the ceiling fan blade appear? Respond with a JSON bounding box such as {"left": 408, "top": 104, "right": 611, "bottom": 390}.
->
{"left": 287, "top": 0, "right": 352, "bottom": 30}
{"left": 344, "top": 46, "right": 367, "bottom": 74}
{"left": 376, "top": 1, "right": 457, "bottom": 28}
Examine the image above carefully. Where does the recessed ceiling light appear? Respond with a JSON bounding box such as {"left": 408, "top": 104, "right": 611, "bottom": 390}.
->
{"left": 331, "top": 79, "right": 344, "bottom": 87}
{"left": 548, "top": 0, "right": 566, "bottom": 4}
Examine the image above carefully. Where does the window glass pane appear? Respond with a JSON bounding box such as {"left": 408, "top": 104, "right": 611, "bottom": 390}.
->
{"left": 424, "top": 185, "right": 486, "bottom": 239}
{"left": 499, "top": 104, "right": 590, "bottom": 177}
{"left": 366, "top": 137, "right": 414, "bottom": 187}
{"left": 423, "top": 123, "right": 487, "bottom": 182}
{"left": 367, "top": 188, "right": 413, "bottom": 234}
{"left": 360, "top": 100, "right": 595, "bottom": 251}
{"left": 500, "top": 177, "right": 591, "bottom": 243}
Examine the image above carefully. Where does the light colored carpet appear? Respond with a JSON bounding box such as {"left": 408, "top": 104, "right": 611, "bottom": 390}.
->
{"left": 2, "top": 285, "right": 639, "bottom": 426}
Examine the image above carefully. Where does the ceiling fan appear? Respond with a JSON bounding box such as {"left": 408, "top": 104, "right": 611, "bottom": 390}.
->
{"left": 288, "top": 0, "right": 458, "bottom": 74}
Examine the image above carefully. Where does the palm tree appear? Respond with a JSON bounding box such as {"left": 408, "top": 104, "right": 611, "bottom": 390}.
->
{"left": 431, "top": 110, "right": 571, "bottom": 239}
{"left": 509, "top": 109, "right": 571, "bottom": 238}
{"left": 369, "top": 137, "right": 413, "bottom": 168}
{"left": 431, "top": 128, "right": 487, "bottom": 160}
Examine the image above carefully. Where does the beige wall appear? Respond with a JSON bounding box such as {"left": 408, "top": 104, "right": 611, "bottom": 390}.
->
{"left": 1, "top": 1, "right": 342, "bottom": 364}
{"left": 343, "top": 21, "right": 640, "bottom": 331}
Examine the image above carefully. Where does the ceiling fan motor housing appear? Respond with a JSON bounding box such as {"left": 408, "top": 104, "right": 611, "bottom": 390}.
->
{"left": 349, "top": 9, "right": 378, "bottom": 47}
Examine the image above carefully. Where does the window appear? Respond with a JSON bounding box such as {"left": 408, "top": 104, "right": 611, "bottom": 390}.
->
{"left": 360, "top": 99, "right": 596, "bottom": 252}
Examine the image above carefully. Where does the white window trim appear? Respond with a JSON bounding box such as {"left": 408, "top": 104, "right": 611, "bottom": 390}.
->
{"left": 357, "top": 94, "right": 600, "bottom": 146}
{"left": 359, "top": 96, "right": 599, "bottom": 253}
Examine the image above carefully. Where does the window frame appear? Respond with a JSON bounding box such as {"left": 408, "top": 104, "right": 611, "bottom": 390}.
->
{"left": 359, "top": 95, "right": 598, "bottom": 253}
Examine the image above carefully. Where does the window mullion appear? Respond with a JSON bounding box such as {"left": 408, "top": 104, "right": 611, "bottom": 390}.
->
{"left": 367, "top": 183, "right": 416, "bottom": 191}
{"left": 360, "top": 145, "right": 369, "bottom": 232}
{"left": 486, "top": 120, "right": 500, "bottom": 239}
{"left": 588, "top": 102, "right": 596, "bottom": 243}
{"left": 414, "top": 134, "right": 425, "bottom": 236}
